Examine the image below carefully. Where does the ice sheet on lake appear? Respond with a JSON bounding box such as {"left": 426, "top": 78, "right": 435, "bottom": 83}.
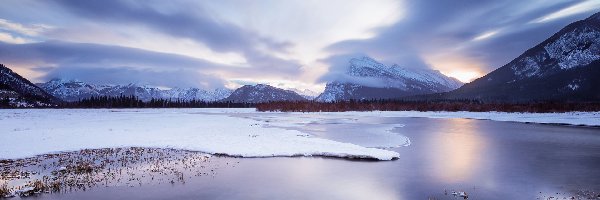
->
{"left": 333, "top": 111, "right": 600, "bottom": 126}
{"left": 0, "top": 109, "right": 399, "bottom": 161}
{"left": 255, "top": 110, "right": 598, "bottom": 126}
{"left": 244, "top": 114, "right": 411, "bottom": 148}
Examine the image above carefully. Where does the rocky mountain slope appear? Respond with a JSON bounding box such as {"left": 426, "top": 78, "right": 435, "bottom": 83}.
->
{"left": 445, "top": 12, "right": 600, "bottom": 102}
{"left": 223, "top": 84, "right": 306, "bottom": 103}
{"left": 0, "top": 64, "right": 57, "bottom": 107}
{"left": 315, "top": 57, "right": 463, "bottom": 102}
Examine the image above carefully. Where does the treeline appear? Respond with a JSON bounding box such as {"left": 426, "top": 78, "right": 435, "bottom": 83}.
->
{"left": 256, "top": 99, "right": 600, "bottom": 113}
{"left": 61, "top": 95, "right": 254, "bottom": 108}
{"left": 0, "top": 96, "right": 12, "bottom": 108}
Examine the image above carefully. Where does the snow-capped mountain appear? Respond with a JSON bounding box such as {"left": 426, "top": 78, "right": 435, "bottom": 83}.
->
{"left": 315, "top": 56, "right": 463, "bottom": 102}
{"left": 223, "top": 84, "right": 306, "bottom": 103}
{"left": 289, "top": 88, "right": 320, "bottom": 100}
{"left": 0, "top": 64, "right": 57, "bottom": 107}
{"left": 37, "top": 79, "right": 233, "bottom": 102}
{"left": 447, "top": 12, "right": 600, "bottom": 102}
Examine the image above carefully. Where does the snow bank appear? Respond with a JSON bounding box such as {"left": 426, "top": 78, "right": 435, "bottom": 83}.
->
{"left": 0, "top": 109, "right": 399, "bottom": 160}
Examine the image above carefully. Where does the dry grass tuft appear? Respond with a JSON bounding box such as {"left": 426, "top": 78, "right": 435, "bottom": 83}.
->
{"left": 0, "top": 183, "right": 11, "bottom": 197}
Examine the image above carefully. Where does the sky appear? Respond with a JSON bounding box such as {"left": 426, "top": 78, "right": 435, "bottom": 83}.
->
{"left": 0, "top": 0, "right": 598, "bottom": 92}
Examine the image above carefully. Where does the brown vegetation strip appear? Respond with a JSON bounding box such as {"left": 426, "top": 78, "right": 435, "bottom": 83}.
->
{"left": 256, "top": 100, "right": 600, "bottom": 113}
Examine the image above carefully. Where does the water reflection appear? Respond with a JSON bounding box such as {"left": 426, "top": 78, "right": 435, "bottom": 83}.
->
{"left": 283, "top": 159, "right": 400, "bottom": 200}
{"left": 424, "top": 118, "right": 487, "bottom": 183}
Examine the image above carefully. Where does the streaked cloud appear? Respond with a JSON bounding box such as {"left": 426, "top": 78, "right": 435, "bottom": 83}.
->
{"left": 472, "top": 30, "right": 500, "bottom": 41}
{"left": 531, "top": 0, "right": 600, "bottom": 23}
{"left": 0, "top": 32, "right": 30, "bottom": 44}
{"left": 0, "top": 41, "right": 230, "bottom": 88}
{"left": 0, "top": 18, "right": 51, "bottom": 36}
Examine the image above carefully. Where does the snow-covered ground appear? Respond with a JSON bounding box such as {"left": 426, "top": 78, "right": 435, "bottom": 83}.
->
{"left": 1, "top": 108, "right": 597, "bottom": 161}
{"left": 0, "top": 109, "right": 399, "bottom": 160}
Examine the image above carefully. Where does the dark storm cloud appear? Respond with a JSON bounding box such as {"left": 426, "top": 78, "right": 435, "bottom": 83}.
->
{"left": 0, "top": 40, "right": 225, "bottom": 69}
{"left": 0, "top": 41, "right": 231, "bottom": 88}
{"left": 49, "top": 0, "right": 301, "bottom": 75}
{"left": 50, "top": 0, "right": 288, "bottom": 53}
{"left": 322, "top": 0, "right": 597, "bottom": 83}
{"left": 43, "top": 67, "right": 227, "bottom": 89}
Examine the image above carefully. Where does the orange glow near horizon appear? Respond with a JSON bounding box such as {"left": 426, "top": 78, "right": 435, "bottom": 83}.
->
{"left": 424, "top": 53, "right": 485, "bottom": 83}
{"left": 444, "top": 70, "right": 482, "bottom": 83}
{"left": 9, "top": 65, "right": 46, "bottom": 83}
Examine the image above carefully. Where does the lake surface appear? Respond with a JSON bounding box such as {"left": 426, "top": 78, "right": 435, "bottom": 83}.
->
{"left": 29, "top": 114, "right": 600, "bottom": 200}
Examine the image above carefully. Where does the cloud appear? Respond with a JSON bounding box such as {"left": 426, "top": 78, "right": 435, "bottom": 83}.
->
{"left": 531, "top": 0, "right": 600, "bottom": 23}
{"left": 472, "top": 30, "right": 500, "bottom": 41}
{"left": 0, "top": 41, "right": 231, "bottom": 88}
{"left": 199, "top": 0, "right": 403, "bottom": 63}
{"left": 40, "top": 0, "right": 405, "bottom": 90}
{"left": 0, "top": 32, "right": 30, "bottom": 44}
{"left": 0, "top": 40, "right": 225, "bottom": 69}
{"left": 49, "top": 0, "right": 299, "bottom": 70}
{"left": 321, "top": 0, "right": 599, "bottom": 82}
{"left": 0, "top": 0, "right": 403, "bottom": 91}
{"left": 0, "top": 40, "right": 308, "bottom": 88}
{"left": 1, "top": 0, "right": 598, "bottom": 90}
{"left": 316, "top": 53, "right": 406, "bottom": 88}
{"left": 317, "top": 53, "right": 366, "bottom": 82}
{"left": 0, "top": 18, "right": 51, "bottom": 36}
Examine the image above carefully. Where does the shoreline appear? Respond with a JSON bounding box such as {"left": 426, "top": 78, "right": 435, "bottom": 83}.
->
{"left": 0, "top": 147, "right": 232, "bottom": 198}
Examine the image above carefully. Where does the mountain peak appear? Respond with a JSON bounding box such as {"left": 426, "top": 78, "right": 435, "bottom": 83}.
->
{"left": 316, "top": 57, "right": 463, "bottom": 102}
{"left": 349, "top": 56, "right": 386, "bottom": 70}
{"left": 224, "top": 84, "right": 306, "bottom": 103}
{"left": 47, "top": 78, "right": 85, "bottom": 84}
{"left": 253, "top": 84, "right": 271, "bottom": 90}
{"left": 353, "top": 56, "right": 380, "bottom": 63}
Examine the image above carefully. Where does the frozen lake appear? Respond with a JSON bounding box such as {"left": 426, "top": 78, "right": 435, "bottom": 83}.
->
{"left": 1, "top": 109, "right": 599, "bottom": 199}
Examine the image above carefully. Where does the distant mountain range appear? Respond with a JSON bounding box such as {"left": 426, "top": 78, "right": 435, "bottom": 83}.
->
{"left": 37, "top": 79, "right": 233, "bottom": 102}
{"left": 315, "top": 56, "right": 463, "bottom": 102}
{"left": 439, "top": 12, "right": 600, "bottom": 102}
{"left": 223, "top": 84, "right": 306, "bottom": 103}
{"left": 0, "top": 64, "right": 56, "bottom": 107}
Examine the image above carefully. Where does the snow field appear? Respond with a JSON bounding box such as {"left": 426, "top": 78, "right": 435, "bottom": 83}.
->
{"left": 0, "top": 109, "right": 399, "bottom": 160}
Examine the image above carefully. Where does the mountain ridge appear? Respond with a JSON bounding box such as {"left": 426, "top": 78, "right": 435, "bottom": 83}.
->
{"left": 0, "top": 64, "right": 58, "bottom": 107}
{"left": 442, "top": 12, "right": 600, "bottom": 102}
{"left": 37, "top": 79, "right": 233, "bottom": 102}
{"left": 315, "top": 56, "right": 463, "bottom": 102}
{"left": 223, "top": 84, "right": 306, "bottom": 103}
